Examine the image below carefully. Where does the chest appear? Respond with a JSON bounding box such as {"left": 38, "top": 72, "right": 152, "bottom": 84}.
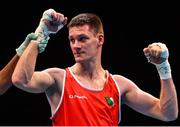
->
{"left": 74, "top": 76, "right": 107, "bottom": 90}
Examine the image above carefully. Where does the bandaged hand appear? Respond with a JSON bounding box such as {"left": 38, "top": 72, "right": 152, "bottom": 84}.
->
{"left": 143, "top": 42, "right": 171, "bottom": 79}
{"left": 38, "top": 36, "right": 49, "bottom": 53}
{"left": 16, "top": 33, "right": 49, "bottom": 55}
{"left": 16, "top": 33, "right": 38, "bottom": 56}
{"left": 35, "top": 8, "right": 67, "bottom": 37}
{"left": 17, "top": 9, "right": 66, "bottom": 55}
{"left": 34, "top": 8, "right": 67, "bottom": 53}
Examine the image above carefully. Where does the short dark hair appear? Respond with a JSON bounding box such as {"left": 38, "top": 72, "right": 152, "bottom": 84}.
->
{"left": 67, "top": 13, "right": 104, "bottom": 34}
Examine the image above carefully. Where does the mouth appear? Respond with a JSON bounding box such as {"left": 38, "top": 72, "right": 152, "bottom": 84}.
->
{"left": 74, "top": 52, "right": 81, "bottom": 56}
{"left": 73, "top": 52, "right": 86, "bottom": 58}
{"left": 74, "top": 51, "right": 84, "bottom": 55}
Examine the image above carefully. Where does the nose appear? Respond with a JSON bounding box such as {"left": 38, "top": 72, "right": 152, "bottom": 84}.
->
{"left": 72, "top": 40, "right": 82, "bottom": 48}
{"left": 72, "top": 41, "right": 82, "bottom": 52}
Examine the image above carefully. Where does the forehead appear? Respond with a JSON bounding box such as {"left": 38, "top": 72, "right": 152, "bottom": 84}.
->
{"left": 69, "top": 25, "right": 92, "bottom": 36}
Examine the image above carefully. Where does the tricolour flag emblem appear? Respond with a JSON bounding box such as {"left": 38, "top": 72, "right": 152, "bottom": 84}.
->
{"left": 105, "top": 96, "right": 114, "bottom": 106}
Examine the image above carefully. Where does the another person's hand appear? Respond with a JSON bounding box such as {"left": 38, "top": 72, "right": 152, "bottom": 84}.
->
{"left": 38, "top": 37, "right": 49, "bottom": 53}
{"left": 16, "top": 33, "right": 49, "bottom": 55}
{"left": 16, "top": 33, "right": 38, "bottom": 56}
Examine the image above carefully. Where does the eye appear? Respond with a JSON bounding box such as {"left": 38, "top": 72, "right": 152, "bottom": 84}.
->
{"left": 78, "top": 36, "right": 89, "bottom": 42}
{"left": 69, "top": 38, "right": 75, "bottom": 44}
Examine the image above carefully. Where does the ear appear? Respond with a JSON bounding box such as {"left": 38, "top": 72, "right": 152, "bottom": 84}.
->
{"left": 97, "top": 33, "right": 104, "bottom": 46}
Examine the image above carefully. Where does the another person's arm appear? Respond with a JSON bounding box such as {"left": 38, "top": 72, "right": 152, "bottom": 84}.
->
{"left": 0, "top": 33, "right": 38, "bottom": 95}
{"left": 0, "top": 55, "right": 19, "bottom": 95}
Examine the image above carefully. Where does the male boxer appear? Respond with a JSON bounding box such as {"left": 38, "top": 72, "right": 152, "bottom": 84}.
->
{"left": 12, "top": 9, "right": 178, "bottom": 126}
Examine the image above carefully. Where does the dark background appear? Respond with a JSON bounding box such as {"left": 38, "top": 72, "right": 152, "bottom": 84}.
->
{"left": 0, "top": 0, "right": 179, "bottom": 126}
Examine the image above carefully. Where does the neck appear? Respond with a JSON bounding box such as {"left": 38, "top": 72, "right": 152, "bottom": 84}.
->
{"left": 71, "top": 60, "right": 105, "bottom": 79}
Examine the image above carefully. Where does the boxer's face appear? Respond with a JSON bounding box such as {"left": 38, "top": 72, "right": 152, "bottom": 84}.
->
{"left": 68, "top": 24, "right": 103, "bottom": 63}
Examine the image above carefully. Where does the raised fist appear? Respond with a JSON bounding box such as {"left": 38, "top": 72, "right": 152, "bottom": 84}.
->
{"left": 143, "top": 42, "right": 169, "bottom": 64}
{"left": 35, "top": 9, "right": 68, "bottom": 36}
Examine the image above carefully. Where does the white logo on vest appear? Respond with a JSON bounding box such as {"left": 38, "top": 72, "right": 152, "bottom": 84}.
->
{"left": 69, "top": 94, "right": 88, "bottom": 99}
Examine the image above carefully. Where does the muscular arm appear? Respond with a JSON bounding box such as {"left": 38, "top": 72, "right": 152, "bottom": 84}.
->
{"left": 12, "top": 9, "right": 67, "bottom": 93}
{"left": 0, "top": 54, "right": 19, "bottom": 95}
{"left": 115, "top": 75, "right": 178, "bottom": 122}
{"left": 12, "top": 41, "right": 55, "bottom": 93}
{"left": 159, "top": 78, "right": 178, "bottom": 121}
{"left": 115, "top": 43, "right": 178, "bottom": 122}
{"left": 124, "top": 76, "right": 178, "bottom": 121}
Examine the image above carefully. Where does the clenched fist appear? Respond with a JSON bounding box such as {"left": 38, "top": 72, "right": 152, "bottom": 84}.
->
{"left": 143, "top": 42, "right": 169, "bottom": 64}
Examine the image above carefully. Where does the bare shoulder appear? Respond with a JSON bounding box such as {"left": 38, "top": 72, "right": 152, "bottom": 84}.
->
{"left": 112, "top": 74, "right": 139, "bottom": 95}
{"left": 43, "top": 67, "right": 65, "bottom": 78}
{"left": 43, "top": 67, "right": 66, "bottom": 93}
{"left": 43, "top": 68, "right": 66, "bottom": 108}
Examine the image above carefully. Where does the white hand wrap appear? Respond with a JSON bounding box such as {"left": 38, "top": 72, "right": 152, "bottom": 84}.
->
{"left": 16, "top": 33, "right": 38, "bottom": 56}
{"left": 34, "top": 8, "right": 64, "bottom": 53}
{"left": 149, "top": 42, "right": 169, "bottom": 59}
{"left": 150, "top": 42, "right": 171, "bottom": 79}
{"left": 43, "top": 9, "right": 64, "bottom": 34}
{"left": 156, "top": 60, "right": 171, "bottom": 79}
{"left": 35, "top": 8, "right": 64, "bottom": 37}
{"left": 38, "top": 36, "right": 49, "bottom": 53}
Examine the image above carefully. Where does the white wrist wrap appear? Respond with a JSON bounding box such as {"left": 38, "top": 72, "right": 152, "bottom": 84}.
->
{"left": 35, "top": 8, "right": 64, "bottom": 37}
{"left": 155, "top": 60, "right": 172, "bottom": 79}
{"left": 16, "top": 43, "right": 27, "bottom": 56}
{"left": 16, "top": 33, "right": 38, "bottom": 56}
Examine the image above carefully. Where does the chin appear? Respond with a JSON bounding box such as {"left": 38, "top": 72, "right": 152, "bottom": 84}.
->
{"left": 75, "top": 59, "right": 84, "bottom": 63}
{"left": 75, "top": 58, "right": 86, "bottom": 63}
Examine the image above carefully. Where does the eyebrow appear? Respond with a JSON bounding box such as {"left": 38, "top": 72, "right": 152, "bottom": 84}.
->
{"left": 68, "top": 34, "right": 87, "bottom": 40}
